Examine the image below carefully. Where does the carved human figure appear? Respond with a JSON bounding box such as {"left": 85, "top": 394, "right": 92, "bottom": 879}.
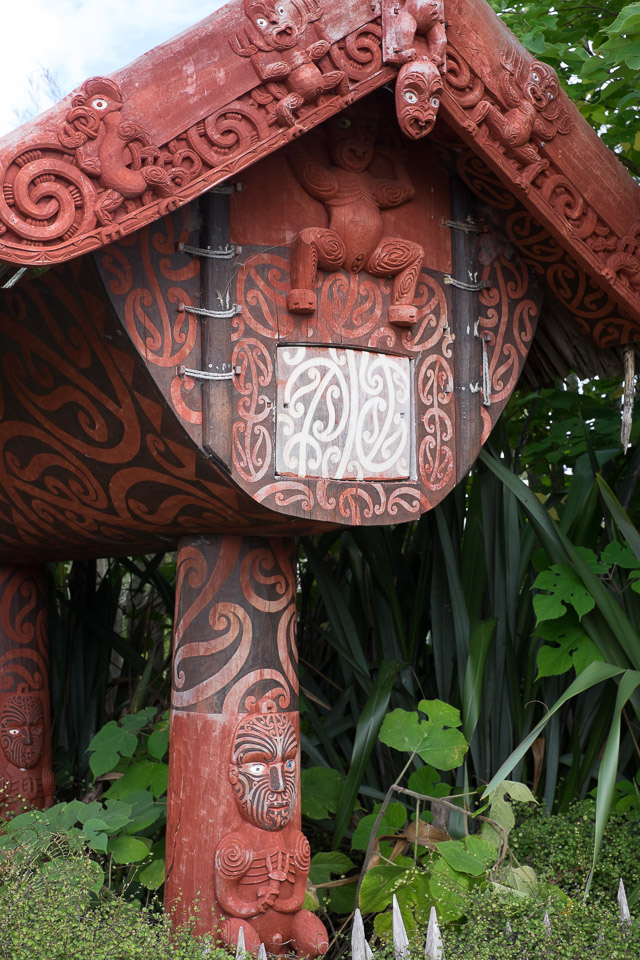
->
{"left": 215, "top": 700, "right": 328, "bottom": 957}
{"left": 388, "top": 0, "right": 447, "bottom": 68}
{"left": 231, "top": 0, "right": 348, "bottom": 127}
{"left": 467, "top": 56, "right": 573, "bottom": 185}
{"left": 58, "top": 77, "right": 190, "bottom": 226}
{"left": 0, "top": 689, "right": 55, "bottom": 813}
{"left": 286, "top": 109, "right": 424, "bottom": 326}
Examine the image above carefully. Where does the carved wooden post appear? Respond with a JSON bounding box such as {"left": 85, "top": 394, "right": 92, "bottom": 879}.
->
{"left": 166, "top": 535, "right": 328, "bottom": 957}
{"left": 0, "top": 565, "right": 54, "bottom": 816}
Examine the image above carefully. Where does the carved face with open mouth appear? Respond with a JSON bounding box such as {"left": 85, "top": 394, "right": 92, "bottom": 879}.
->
{"left": 246, "top": 0, "right": 299, "bottom": 49}
{"left": 229, "top": 702, "right": 298, "bottom": 831}
{"left": 524, "top": 62, "right": 558, "bottom": 111}
{"left": 396, "top": 61, "right": 443, "bottom": 140}
{"left": 0, "top": 694, "right": 45, "bottom": 770}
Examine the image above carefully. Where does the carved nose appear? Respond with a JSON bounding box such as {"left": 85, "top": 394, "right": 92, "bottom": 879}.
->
{"left": 23, "top": 728, "right": 32, "bottom": 745}
{"left": 270, "top": 763, "right": 285, "bottom": 793}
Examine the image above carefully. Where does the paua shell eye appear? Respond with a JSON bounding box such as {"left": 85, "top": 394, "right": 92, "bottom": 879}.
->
{"left": 431, "top": 96, "right": 440, "bottom": 108}
{"left": 404, "top": 90, "right": 418, "bottom": 104}
{"left": 91, "top": 98, "right": 109, "bottom": 110}
{"left": 256, "top": 16, "right": 268, "bottom": 27}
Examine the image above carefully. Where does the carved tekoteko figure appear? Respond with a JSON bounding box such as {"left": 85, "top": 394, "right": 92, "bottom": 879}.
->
{"left": 215, "top": 700, "right": 328, "bottom": 957}
{"left": 58, "top": 77, "right": 195, "bottom": 227}
{"left": 386, "top": 0, "right": 446, "bottom": 67}
{"left": 0, "top": 687, "right": 55, "bottom": 813}
{"left": 231, "top": 0, "right": 348, "bottom": 127}
{"left": 286, "top": 110, "right": 424, "bottom": 326}
{"left": 467, "top": 52, "right": 574, "bottom": 185}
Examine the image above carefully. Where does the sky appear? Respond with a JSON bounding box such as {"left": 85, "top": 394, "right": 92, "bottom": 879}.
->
{"left": 0, "top": 0, "right": 227, "bottom": 137}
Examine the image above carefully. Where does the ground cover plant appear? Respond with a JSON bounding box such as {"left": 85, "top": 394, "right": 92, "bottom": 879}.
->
{"left": 0, "top": 829, "right": 228, "bottom": 960}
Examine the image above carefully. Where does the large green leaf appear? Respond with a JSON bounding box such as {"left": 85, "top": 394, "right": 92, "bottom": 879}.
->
{"left": 379, "top": 700, "right": 468, "bottom": 771}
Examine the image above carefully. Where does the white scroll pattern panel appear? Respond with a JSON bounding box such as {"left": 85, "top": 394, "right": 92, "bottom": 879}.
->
{"left": 276, "top": 346, "right": 412, "bottom": 481}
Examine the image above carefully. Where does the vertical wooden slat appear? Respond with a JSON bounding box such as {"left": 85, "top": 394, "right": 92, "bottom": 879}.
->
{"left": 201, "top": 189, "right": 235, "bottom": 466}
{"left": 448, "top": 177, "right": 482, "bottom": 483}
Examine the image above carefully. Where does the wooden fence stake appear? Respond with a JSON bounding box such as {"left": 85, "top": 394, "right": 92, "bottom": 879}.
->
{"left": 352, "top": 908, "right": 373, "bottom": 960}
{"left": 618, "top": 878, "right": 631, "bottom": 928}
{"left": 393, "top": 894, "right": 410, "bottom": 960}
{"left": 425, "top": 906, "right": 444, "bottom": 960}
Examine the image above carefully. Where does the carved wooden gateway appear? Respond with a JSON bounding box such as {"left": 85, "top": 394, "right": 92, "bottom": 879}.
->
{"left": 0, "top": 0, "right": 638, "bottom": 952}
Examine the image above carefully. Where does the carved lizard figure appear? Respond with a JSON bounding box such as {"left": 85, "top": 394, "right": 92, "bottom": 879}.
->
{"left": 230, "top": 0, "right": 348, "bottom": 127}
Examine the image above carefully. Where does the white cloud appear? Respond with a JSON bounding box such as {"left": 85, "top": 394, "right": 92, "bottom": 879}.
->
{"left": 0, "top": 0, "right": 226, "bottom": 136}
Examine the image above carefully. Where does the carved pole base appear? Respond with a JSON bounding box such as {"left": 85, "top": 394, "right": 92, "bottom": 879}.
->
{"left": 0, "top": 565, "right": 54, "bottom": 817}
{"left": 165, "top": 535, "right": 327, "bottom": 957}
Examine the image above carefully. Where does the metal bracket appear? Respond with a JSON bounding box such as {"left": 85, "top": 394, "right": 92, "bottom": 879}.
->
{"left": 178, "top": 364, "right": 238, "bottom": 382}
{"left": 1, "top": 267, "right": 27, "bottom": 289}
{"left": 442, "top": 218, "right": 482, "bottom": 234}
{"left": 179, "top": 302, "right": 240, "bottom": 319}
{"left": 444, "top": 275, "right": 491, "bottom": 291}
{"left": 178, "top": 242, "right": 240, "bottom": 260}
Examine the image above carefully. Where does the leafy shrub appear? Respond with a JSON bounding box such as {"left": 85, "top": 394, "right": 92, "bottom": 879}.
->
{"left": 510, "top": 799, "right": 640, "bottom": 899}
{"left": 0, "top": 831, "right": 229, "bottom": 960}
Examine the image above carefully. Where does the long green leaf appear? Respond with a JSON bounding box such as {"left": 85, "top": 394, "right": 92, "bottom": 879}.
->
{"left": 332, "top": 660, "right": 402, "bottom": 846}
{"left": 462, "top": 619, "right": 496, "bottom": 743}
{"left": 484, "top": 661, "right": 624, "bottom": 795}
{"left": 586, "top": 669, "right": 640, "bottom": 896}
{"left": 596, "top": 473, "right": 640, "bottom": 564}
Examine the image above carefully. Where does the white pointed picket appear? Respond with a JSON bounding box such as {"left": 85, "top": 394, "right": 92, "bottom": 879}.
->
{"left": 392, "top": 894, "right": 410, "bottom": 960}
{"left": 618, "top": 878, "right": 631, "bottom": 928}
{"left": 352, "top": 907, "right": 374, "bottom": 960}
{"left": 235, "top": 926, "right": 247, "bottom": 960}
{"left": 425, "top": 906, "right": 444, "bottom": 960}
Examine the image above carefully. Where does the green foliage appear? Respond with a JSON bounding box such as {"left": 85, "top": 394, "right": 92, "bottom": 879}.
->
{"left": 489, "top": 0, "right": 640, "bottom": 176}
{"left": 379, "top": 701, "right": 468, "bottom": 770}
{"left": 510, "top": 799, "right": 640, "bottom": 900}
{"left": 0, "top": 831, "right": 227, "bottom": 960}
{"left": 1, "top": 707, "right": 170, "bottom": 894}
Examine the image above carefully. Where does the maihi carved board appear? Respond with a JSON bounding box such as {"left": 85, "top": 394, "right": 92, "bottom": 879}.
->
{"left": 0, "top": 0, "right": 637, "bottom": 344}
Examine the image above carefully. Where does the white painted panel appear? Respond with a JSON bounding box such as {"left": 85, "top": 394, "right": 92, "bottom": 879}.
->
{"left": 276, "top": 345, "right": 412, "bottom": 481}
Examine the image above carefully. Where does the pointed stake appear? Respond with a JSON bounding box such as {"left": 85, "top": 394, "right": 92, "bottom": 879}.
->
{"left": 425, "top": 906, "right": 444, "bottom": 960}
{"left": 235, "top": 926, "right": 246, "bottom": 960}
{"left": 257, "top": 945, "right": 268, "bottom": 960}
{"left": 352, "top": 908, "right": 371, "bottom": 960}
{"left": 543, "top": 912, "right": 552, "bottom": 938}
{"left": 505, "top": 920, "right": 513, "bottom": 936}
{"left": 392, "top": 894, "right": 410, "bottom": 960}
{"left": 618, "top": 878, "right": 631, "bottom": 928}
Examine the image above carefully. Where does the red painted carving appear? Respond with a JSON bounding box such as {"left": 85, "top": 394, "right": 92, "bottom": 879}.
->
{"left": 57, "top": 77, "right": 200, "bottom": 230}
{"left": 230, "top": 0, "right": 348, "bottom": 127}
{"left": 396, "top": 60, "right": 443, "bottom": 140}
{"left": 166, "top": 536, "right": 321, "bottom": 949}
{"left": 0, "top": 2, "right": 636, "bottom": 337}
{"left": 216, "top": 699, "right": 328, "bottom": 956}
{"left": 286, "top": 110, "right": 424, "bottom": 326}
{"left": 0, "top": 566, "right": 54, "bottom": 815}
{"left": 465, "top": 51, "right": 573, "bottom": 186}
{"left": 381, "top": 0, "right": 446, "bottom": 140}
{"left": 456, "top": 148, "right": 638, "bottom": 348}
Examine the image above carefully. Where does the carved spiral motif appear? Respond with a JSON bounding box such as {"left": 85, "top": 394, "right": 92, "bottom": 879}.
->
{"left": 0, "top": 153, "right": 97, "bottom": 245}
